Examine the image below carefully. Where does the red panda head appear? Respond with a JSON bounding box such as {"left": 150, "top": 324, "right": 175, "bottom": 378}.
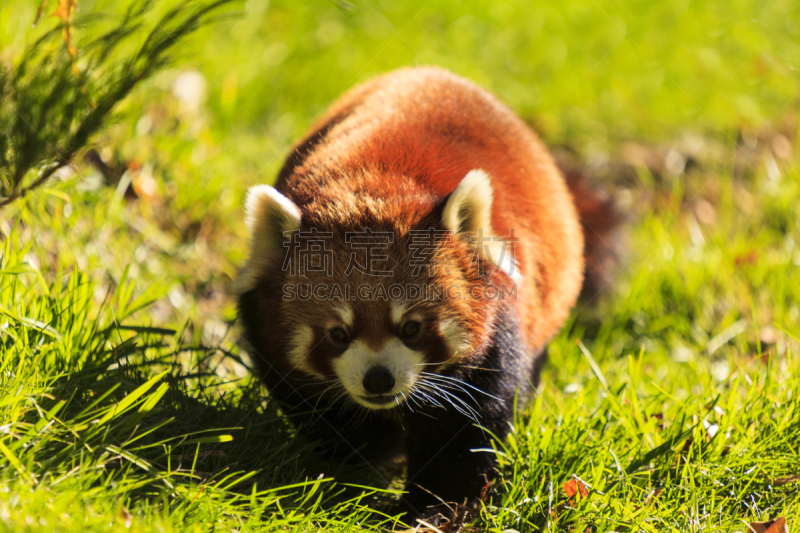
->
{"left": 237, "top": 170, "right": 519, "bottom": 410}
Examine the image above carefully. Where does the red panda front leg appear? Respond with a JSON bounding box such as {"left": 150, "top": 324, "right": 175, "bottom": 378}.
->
{"left": 401, "top": 302, "right": 537, "bottom": 526}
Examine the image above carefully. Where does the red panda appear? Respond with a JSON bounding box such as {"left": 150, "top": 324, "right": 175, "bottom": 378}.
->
{"left": 236, "top": 67, "right": 615, "bottom": 525}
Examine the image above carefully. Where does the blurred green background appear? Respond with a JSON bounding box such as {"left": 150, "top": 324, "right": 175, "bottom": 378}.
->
{"left": 2, "top": 0, "right": 798, "bottom": 326}
{"left": 1, "top": 1, "right": 799, "bottom": 530}
{"left": 4, "top": 0, "right": 797, "bottom": 143}
{"left": 4, "top": 0, "right": 797, "bottom": 148}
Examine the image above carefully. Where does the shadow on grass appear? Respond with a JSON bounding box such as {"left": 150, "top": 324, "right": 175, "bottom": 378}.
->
{"left": 50, "top": 326, "right": 407, "bottom": 524}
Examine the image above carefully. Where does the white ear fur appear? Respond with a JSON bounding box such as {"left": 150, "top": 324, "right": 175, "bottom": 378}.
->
{"left": 442, "top": 169, "right": 520, "bottom": 282}
{"left": 235, "top": 185, "right": 302, "bottom": 294}
{"left": 442, "top": 169, "right": 494, "bottom": 236}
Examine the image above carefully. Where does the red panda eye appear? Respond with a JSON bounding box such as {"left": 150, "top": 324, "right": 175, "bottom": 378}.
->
{"left": 401, "top": 321, "right": 421, "bottom": 340}
{"left": 329, "top": 327, "right": 349, "bottom": 346}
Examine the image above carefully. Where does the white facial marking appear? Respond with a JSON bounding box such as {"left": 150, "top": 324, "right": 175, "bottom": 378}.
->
{"left": 332, "top": 339, "right": 425, "bottom": 410}
{"left": 334, "top": 303, "right": 354, "bottom": 329}
{"left": 287, "top": 325, "right": 321, "bottom": 377}
{"left": 439, "top": 318, "right": 470, "bottom": 363}
{"left": 390, "top": 301, "right": 408, "bottom": 327}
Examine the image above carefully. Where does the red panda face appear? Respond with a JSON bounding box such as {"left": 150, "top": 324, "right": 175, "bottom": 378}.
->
{"left": 276, "top": 235, "right": 485, "bottom": 410}
{"left": 280, "top": 296, "right": 464, "bottom": 410}
{"left": 237, "top": 170, "right": 517, "bottom": 410}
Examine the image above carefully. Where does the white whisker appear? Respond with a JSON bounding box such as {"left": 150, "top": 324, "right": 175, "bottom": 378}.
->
{"left": 409, "top": 387, "right": 444, "bottom": 409}
{"left": 420, "top": 371, "right": 503, "bottom": 402}
{"left": 414, "top": 381, "right": 480, "bottom": 422}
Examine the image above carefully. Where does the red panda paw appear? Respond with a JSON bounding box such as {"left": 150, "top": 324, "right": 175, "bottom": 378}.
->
{"left": 410, "top": 502, "right": 472, "bottom": 532}
{"left": 404, "top": 492, "right": 489, "bottom": 532}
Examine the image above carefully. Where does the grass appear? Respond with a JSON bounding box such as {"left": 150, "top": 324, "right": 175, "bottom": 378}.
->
{"left": 1, "top": 0, "right": 799, "bottom": 531}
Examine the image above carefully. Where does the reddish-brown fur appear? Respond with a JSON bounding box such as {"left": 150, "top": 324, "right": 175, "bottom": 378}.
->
{"left": 274, "top": 66, "right": 584, "bottom": 357}
{"left": 238, "top": 66, "right": 617, "bottom": 524}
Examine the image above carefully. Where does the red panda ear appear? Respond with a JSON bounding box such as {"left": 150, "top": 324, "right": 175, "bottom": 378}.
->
{"left": 442, "top": 170, "right": 520, "bottom": 282}
{"left": 442, "top": 169, "right": 494, "bottom": 236}
{"left": 235, "top": 185, "right": 302, "bottom": 294}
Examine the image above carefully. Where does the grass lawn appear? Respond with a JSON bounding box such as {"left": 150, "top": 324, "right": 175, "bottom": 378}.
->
{"left": 1, "top": 0, "right": 799, "bottom": 531}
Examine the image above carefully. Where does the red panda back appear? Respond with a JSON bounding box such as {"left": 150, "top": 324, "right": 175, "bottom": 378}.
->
{"left": 275, "top": 66, "right": 584, "bottom": 353}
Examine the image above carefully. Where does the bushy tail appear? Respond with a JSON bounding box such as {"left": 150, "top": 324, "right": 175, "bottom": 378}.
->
{"left": 562, "top": 166, "right": 626, "bottom": 302}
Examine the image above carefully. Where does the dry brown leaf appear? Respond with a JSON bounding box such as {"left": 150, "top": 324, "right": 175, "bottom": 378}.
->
{"left": 735, "top": 249, "right": 759, "bottom": 267}
{"left": 34, "top": 0, "right": 80, "bottom": 75}
{"left": 54, "top": 0, "right": 80, "bottom": 75}
{"left": 643, "top": 487, "right": 663, "bottom": 506}
{"left": 773, "top": 474, "right": 800, "bottom": 486}
{"left": 747, "top": 517, "right": 790, "bottom": 533}
{"left": 563, "top": 479, "right": 589, "bottom": 505}
{"left": 118, "top": 504, "right": 132, "bottom": 528}
{"left": 51, "top": 0, "right": 77, "bottom": 24}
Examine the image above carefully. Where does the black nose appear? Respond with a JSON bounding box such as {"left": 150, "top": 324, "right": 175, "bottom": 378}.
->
{"left": 362, "top": 367, "right": 395, "bottom": 395}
